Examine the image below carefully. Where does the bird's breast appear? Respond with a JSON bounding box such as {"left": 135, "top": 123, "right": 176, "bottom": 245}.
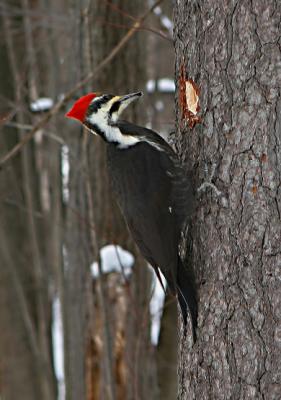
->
{"left": 106, "top": 142, "right": 173, "bottom": 213}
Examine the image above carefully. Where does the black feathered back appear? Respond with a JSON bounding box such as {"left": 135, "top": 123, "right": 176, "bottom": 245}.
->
{"left": 107, "top": 120, "right": 197, "bottom": 338}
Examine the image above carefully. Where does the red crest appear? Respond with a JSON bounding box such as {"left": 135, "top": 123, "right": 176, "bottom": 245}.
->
{"left": 66, "top": 93, "right": 97, "bottom": 122}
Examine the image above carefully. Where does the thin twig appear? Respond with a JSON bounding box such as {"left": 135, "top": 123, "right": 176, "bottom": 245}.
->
{"left": 0, "top": 0, "right": 163, "bottom": 171}
{"left": 97, "top": 20, "right": 172, "bottom": 42}
{"left": 104, "top": 0, "right": 136, "bottom": 22}
{"left": 4, "top": 121, "right": 33, "bottom": 130}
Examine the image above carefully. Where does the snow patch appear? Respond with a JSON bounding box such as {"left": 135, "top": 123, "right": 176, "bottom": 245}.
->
{"left": 153, "top": 5, "right": 162, "bottom": 15}
{"left": 61, "top": 145, "right": 70, "bottom": 203}
{"left": 91, "top": 246, "right": 165, "bottom": 345}
{"left": 155, "top": 100, "right": 164, "bottom": 111}
{"left": 91, "top": 245, "right": 135, "bottom": 277}
{"left": 30, "top": 97, "right": 54, "bottom": 112}
{"left": 52, "top": 297, "right": 65, "bottom": 400}
{"left": 158, "top": 78, "right": 175, "bottom": 93}
{"left": 146, "top": 80, "right": 156, "bottom": 93}
{"left": 152, "top": 4, "right": 173, "bottom": 34}
{"left": 146, "top": 78, "right": 175, "bottom": 93}
{"left": 160, "top": 15, "right": 173, "bottom": 34}
{"left": 62, "top": 245, "right": 69, "bottom": 274}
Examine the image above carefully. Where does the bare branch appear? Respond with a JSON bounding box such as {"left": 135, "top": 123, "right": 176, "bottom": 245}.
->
{"left": 104, "top": 0, "right": 136, "bottom": 22}
{"left": 4, "top": 121, "right": 33, "bottom": 130}
{"left": 97, "top": 20, "right": 172, "bottom": 42}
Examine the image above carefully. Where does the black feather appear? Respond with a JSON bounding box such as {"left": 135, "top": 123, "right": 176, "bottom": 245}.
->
{"left": 177, "top": 257, "right": 197, "bottom": 341}
{"left": 87, "top": 94, "right": 114, "bottom": 114}
{"left": 107, "top": 121, "right": 197, "bottom": 338}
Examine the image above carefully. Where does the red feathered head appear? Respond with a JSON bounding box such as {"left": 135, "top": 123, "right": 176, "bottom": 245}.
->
{"left": 65, "top": 93, "right": 97, "bottom": 122}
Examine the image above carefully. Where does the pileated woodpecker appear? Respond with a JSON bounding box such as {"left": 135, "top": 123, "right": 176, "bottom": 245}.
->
{"left": 66, "top": 91, "right": 197, "bottom": 338}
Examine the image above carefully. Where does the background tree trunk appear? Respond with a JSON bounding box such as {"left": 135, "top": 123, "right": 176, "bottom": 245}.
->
{"left": 174, "top": 1, "right": 281, "bottom": 399}
{"left": 0, "top": 2, "right": 59, "bottom": 398}
{"left": 62, "top": 2, "right": 93, "bottom": 399}
{"left": 0, "top": 1, "right": 184, "bottom": 398}
{"left": 86, "top": 2, "right": 157, "bottom": 399}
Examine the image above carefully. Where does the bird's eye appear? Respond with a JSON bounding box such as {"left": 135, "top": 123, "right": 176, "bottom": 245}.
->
{"left": 104, "top": 94, "right": 114, "bottom": 101}
{"left": 87, "top": 94, "right": 114, "bottom": 115}
{"left": 88, "top": 101, "right": 101, "bottom": 114}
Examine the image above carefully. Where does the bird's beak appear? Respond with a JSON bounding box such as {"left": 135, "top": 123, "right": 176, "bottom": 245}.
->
{"left": 119, "top": 91, "right": 143, "bottom": 108}
{"left": 113, "top": 91, "right": 142, "bottom": 119}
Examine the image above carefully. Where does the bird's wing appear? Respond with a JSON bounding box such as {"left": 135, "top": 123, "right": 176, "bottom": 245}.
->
{"left": 107, "top": 141, "right": 179, "bottom": 290}
{"left": 117, "top": 120, "right": 196, "bottom": 231}
{"left": 126, "top": 207, "right": 178, "bottom": 293}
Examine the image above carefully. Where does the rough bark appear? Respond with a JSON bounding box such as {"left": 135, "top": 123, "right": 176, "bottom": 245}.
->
{"left": 174, "top": 1, "right": 281, "bottom": 399}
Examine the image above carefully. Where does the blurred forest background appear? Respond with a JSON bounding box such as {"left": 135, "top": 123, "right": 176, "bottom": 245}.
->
{"left": 0, "top": 0, "right": 177, "bottom": 399}
{"left": 1, "top": 0, "right": 281, "bottom": 399}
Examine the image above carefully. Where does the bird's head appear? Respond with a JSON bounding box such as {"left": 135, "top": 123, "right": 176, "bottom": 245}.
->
{"left": 66, "top": 91, "right": 142, "bottom": 144}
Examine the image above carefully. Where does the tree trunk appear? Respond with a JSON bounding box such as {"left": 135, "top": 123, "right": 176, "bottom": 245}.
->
{"left": 86, "top": 2, "right": 157, "bottom": 399}
{"left": 0, "top": 2, "right": 59, "bottom": 398}
{"left": 174, "top": 1, "right": 281, "bottom": 399}
{"left": 62, "top": 2, "right": 93, "bottom": 398}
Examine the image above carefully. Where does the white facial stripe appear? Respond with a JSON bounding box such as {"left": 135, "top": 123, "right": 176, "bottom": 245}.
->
{"left": 91, "top": 96, "right": 103, "bottom": 103}
{"left": 102, "top": 96, "right": 120, "bottom": 111}
{"left": 110, "top": 96, "right": 136, "bottom": 123}
{"left": 87, "top": 99, "right": 140, "bottom": 148}
{"left": 90, "top": 95, "right": 120, "bottom": 109}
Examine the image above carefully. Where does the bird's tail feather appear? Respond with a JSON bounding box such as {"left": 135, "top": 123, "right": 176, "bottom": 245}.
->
{"left": 177, "top": 257, "right": 198, "bottom": 341}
